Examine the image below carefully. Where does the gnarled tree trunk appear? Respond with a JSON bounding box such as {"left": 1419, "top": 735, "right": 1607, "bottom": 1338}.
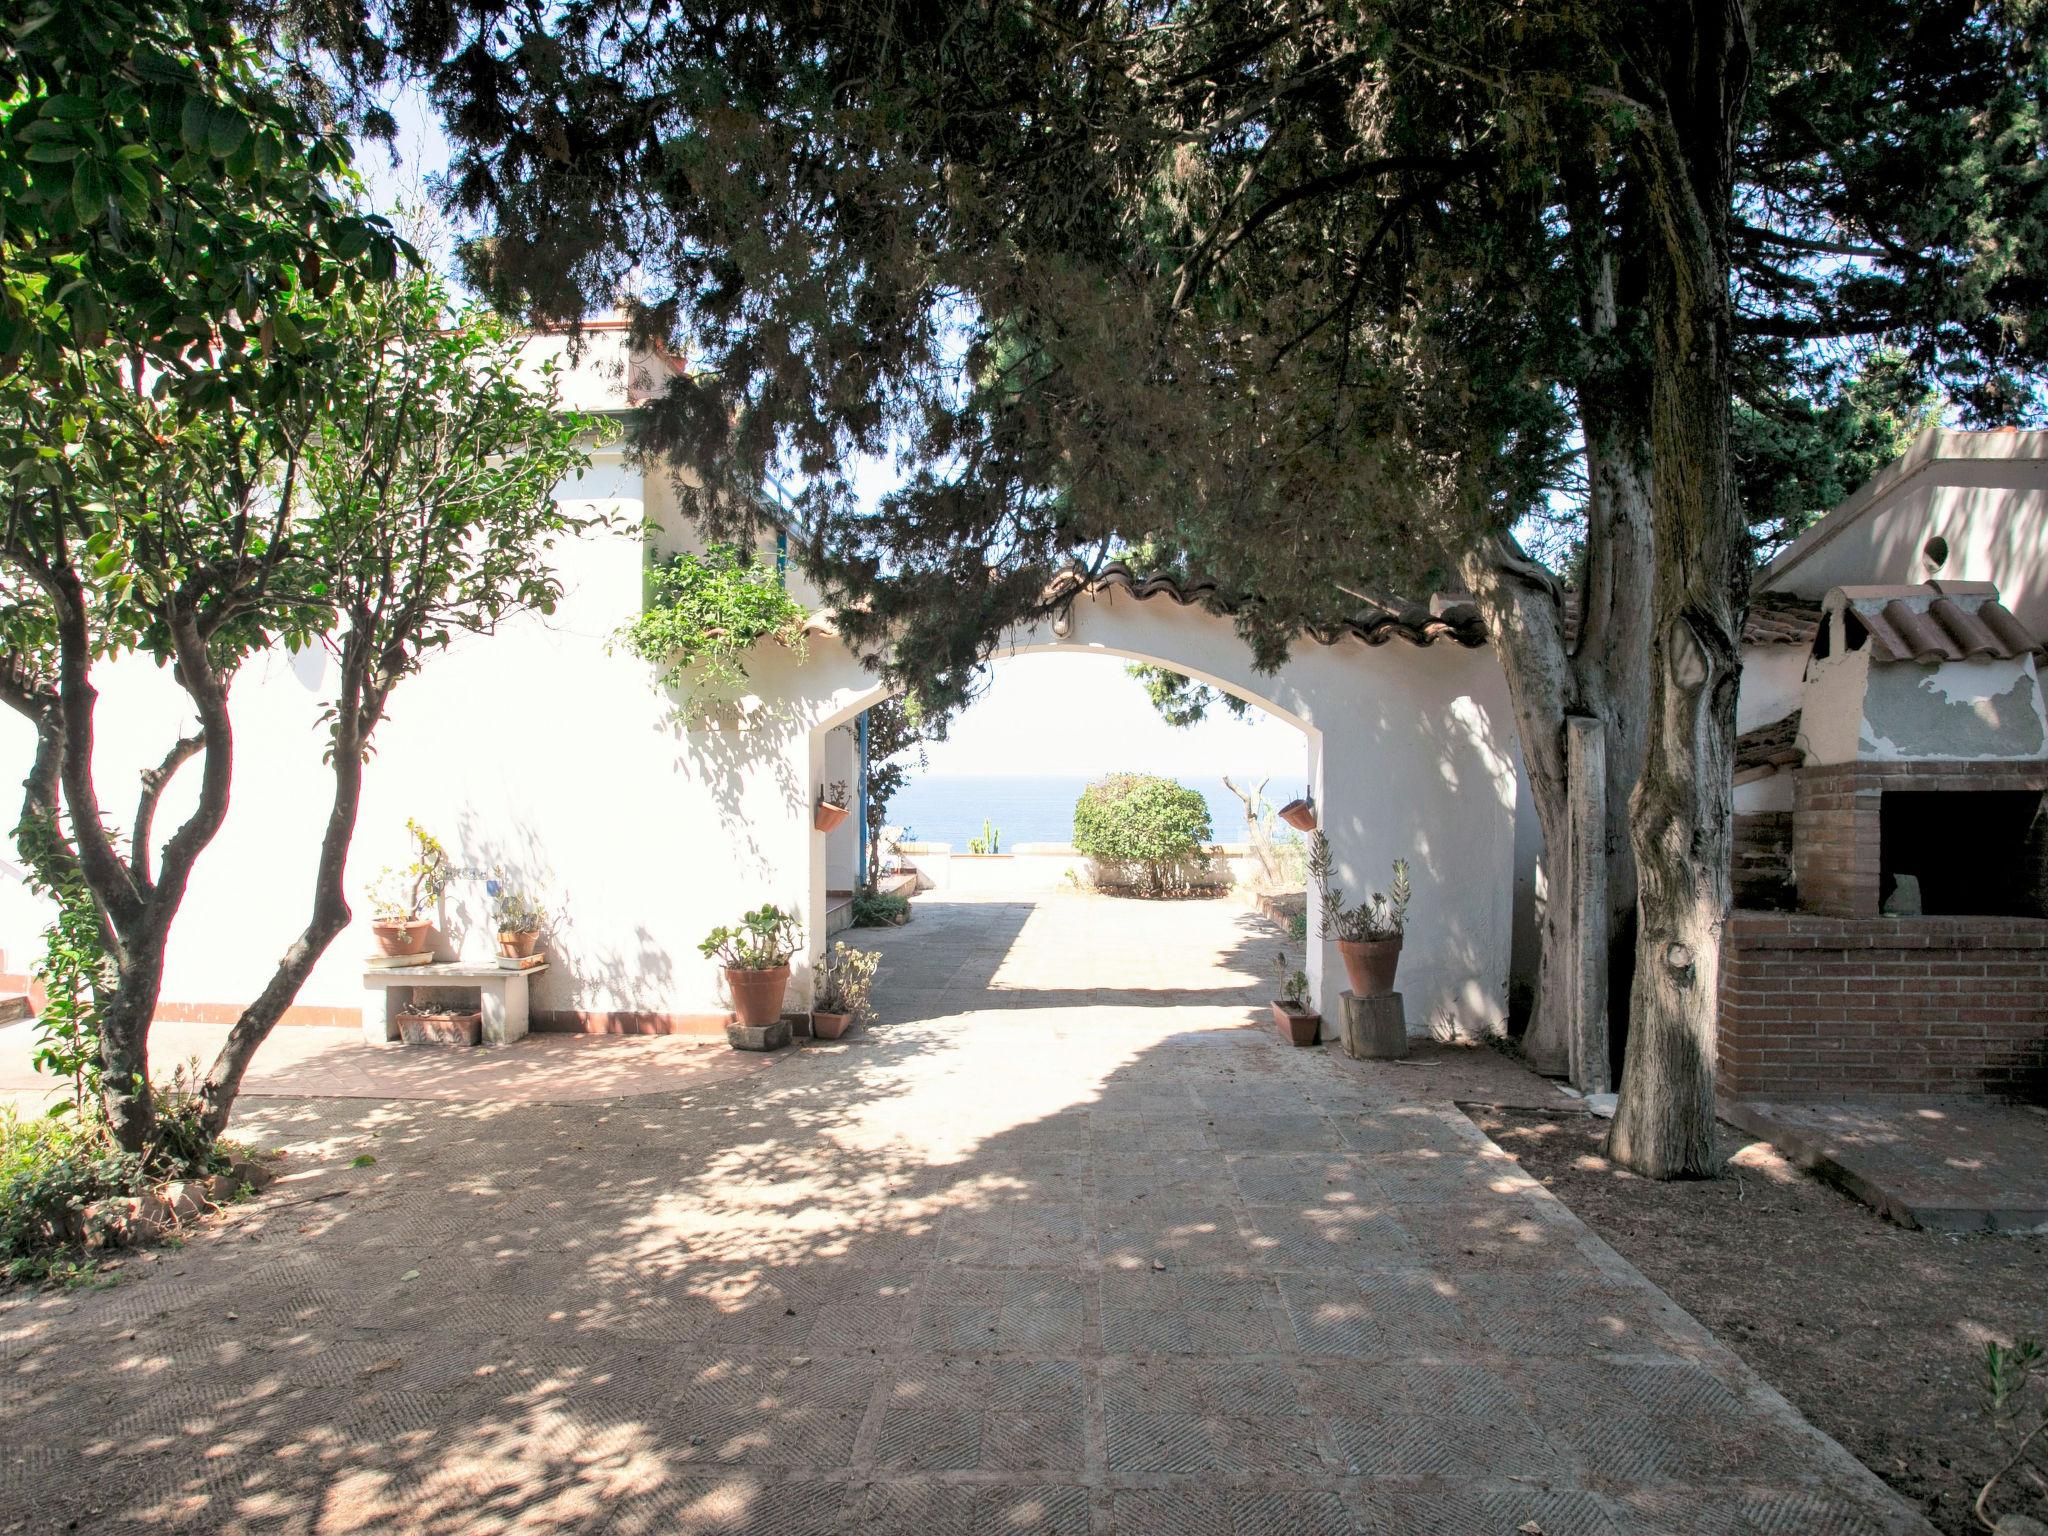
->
{"left": 1607, "top": 1, "right": 1754, "bottom": 1178}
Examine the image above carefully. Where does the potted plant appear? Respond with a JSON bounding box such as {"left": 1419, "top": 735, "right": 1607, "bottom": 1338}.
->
{"left": 700, "top": 904, "right": 804, "bottom": 1046}
{"left": 491, "top": 883, "right": 548, "bottom": 959}
{"left": 398, "top": 999, "right": 481, "bottom": 1047}
{"left": 1271, "top": 954, "right": 1320, "bottom": 1046}
{"left": 815, "top": 781, "right": 853, "bottom": 833}
{"left": 1309, "top": 833, "right": 1410, "bottom": 996}
{"left": 1277, "top": 796, "right": 1318, "bottom": 832}
{"left": 367, "top": 819, "right": 450, "bottom": 957}
{"left": 811, "top": 941, "right": 880, "bottom": 1040}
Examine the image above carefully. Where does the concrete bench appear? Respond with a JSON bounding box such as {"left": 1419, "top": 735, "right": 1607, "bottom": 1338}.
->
{"left": 362, "top": 962, "right": 547, "bottom": 1047}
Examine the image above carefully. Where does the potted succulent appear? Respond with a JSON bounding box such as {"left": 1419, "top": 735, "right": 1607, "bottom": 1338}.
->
{"left": 815, "top": 781, "right": 853, "bottom": 833}
{"left": 492, "top": 883, "right": 547, "bottom": 959}
{"left": 811, "top": 941, "right": 880, "bottom": 1041}
{"left": 701, "top": 904, "right": 804, "bottom": 1046}
{"left": 1309, "top": 833, "right": 1410, "bottom": 997}
{"left": 367, "top": 819, "right": 450, "bottom": 957}
{"left": 1270, "top": 954, "right": 1320, "bottom": 1046}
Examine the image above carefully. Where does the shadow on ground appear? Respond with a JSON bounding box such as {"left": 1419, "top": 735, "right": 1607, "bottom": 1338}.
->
{"left": 0, "top": 897, "right": 1926, "bottom": 1535}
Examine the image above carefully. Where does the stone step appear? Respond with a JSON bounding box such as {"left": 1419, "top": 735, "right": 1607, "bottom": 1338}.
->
{"left": 0, "top": 993, "right": 31, "bottom": 1025}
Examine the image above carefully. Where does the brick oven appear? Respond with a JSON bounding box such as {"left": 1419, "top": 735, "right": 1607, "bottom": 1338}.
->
{"left": 1721, "top": 582, "right": 2048, "bottom": 1100}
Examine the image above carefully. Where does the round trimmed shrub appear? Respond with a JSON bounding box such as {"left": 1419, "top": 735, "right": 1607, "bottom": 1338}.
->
{"left": 1072, "top": 773, "right": 1218, "bottom": 897}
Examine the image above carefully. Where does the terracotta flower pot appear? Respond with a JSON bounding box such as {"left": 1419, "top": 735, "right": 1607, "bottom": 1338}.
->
{"left": 814, "top": 801, "right": 852, "bottom": 833}
{"left": 1271, "top": 1000, "right": 1320, "bottom": 1047}
{"left": 372, "top": 918, "right": 432, "bottom": 957}
{"left": 497, "top": 929, "right": 541, "bottom": 959}
{"left": 1277, "top": 798, "right": 1317, "bottom": 832}
{"left": 724, "top": 964, "right": 791, "bottom": 1028}
{"left": 811, "top": 1009, "right": 853, "bottom": 1041}
{"left": 399, "top": 1011, "right": 480, "bottom": 1047}
{"left": 1336, "top": 936, "right": 1402, "bottom": 997}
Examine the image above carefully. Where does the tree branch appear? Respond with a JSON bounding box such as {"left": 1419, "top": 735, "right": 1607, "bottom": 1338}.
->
{"left": 133, "top": 734, "right": 204, "bottom": 892}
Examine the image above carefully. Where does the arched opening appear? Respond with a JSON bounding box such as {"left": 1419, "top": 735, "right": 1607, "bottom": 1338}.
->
{"left": 804, "top": 640, "right": 1326, "bottom": 1031}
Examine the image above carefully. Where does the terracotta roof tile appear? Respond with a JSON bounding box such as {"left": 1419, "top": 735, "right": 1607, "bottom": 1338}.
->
{"left": 1054, "top": 564, "right": 1825, "bottom": 654}
{"left": 1048, "top": 562, "right": 1489, "bottom": 649}
{"left": 1734, "top": 710, "right": 1804, "bottom": 783}
{"left": 1833, "top": 582, "right": 2043, "bottom": 664}
{"left": 1560, "top": 590, "right": 1821, "bottom": 649}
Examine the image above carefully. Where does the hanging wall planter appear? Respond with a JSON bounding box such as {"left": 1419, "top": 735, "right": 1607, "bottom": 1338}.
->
{"left": 815, "top": 780, "right": 853, "bottom": 832}
{"left": 1277, "top": 798, "right": 1317, "bottom": 832}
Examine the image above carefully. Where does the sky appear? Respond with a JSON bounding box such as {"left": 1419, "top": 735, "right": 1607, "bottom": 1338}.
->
{"left": 921, "top": 654, "right": 1306, "bottom": 782}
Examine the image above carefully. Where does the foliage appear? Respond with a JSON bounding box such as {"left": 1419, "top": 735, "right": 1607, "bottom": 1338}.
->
{"left": 1978, "top": 1337, "right": 2048, "bottom": 1529}
{"left": 1072, "top": 774, "right": 1215, "bottom": 898}
{"left": 613, "top": 545, "right": 807, "bottom": 709}
{"left": 850, "top": 890, "right": 910, "bottom": 928}
{"left": 0, "top": 256, "right": 596, "bottom": 1153}
{"left": 1126, "top": 664, "right": 1250, "bottom": 730}
{"left": 862, "top": 695, "right": 935, "bottom": 888}
{"left": 815, "top": 942, "right": 880, "bottom": 1021}
{"left": 1310, "top": 835, "right": 1411, "bottom": 944}
{"left": 699, "top": 905, "right": 803, "bottom": 970}
{"left": 967, "top": 820, "right": 1002, "bottom": 856}
{"left": 821, "top": 780, "right": 849, "bottom": 809}
{"left": 0, "top": 0, "right": 401, "bottom": 388}
{"left": 0, "top": 1065, "right": 231, "bottom": 1285}
{"left": 491, "top": 881, "right": 547, "bottom": 933}
{"left": 16, "top": 822, "right": 114, "bottom": 1119}
{"left": 1737, "top": 353, "right": 1945, "bottom": 562}
{"left": 367, "top": 819, "right": 449, "bottom": 922}
{"left": 1287, "top": 911, "right": 1308, "bottom": 944}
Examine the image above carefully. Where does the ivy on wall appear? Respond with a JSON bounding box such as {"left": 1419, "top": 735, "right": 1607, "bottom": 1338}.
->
{"left": 613, "top": 544, "right": 808, "bottom": 708}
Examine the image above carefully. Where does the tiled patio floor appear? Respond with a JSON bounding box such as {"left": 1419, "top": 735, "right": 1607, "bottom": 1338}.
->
{"left": 0, "top": 894, "right": 1928, "bottom": 1534}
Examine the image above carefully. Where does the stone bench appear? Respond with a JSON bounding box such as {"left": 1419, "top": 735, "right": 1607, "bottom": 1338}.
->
{"left": 362, "top": 962, "right": 547, "bottom": 1047}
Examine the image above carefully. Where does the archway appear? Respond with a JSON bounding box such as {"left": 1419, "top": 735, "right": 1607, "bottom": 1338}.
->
{"left": 809, "top": 641, "right": 1321, "bottom": 1025}
{"left": 786, "top": 578, "right": 1521, "bottom": 1033}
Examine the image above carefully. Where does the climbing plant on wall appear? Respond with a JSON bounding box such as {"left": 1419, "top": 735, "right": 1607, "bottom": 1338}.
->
{"left": 614, "top": 545, "right": 807, "bottom": 709}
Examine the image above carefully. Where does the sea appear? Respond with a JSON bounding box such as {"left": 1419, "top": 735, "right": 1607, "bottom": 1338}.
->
{"left": 883, "top": 773, "right": 1308, "bottom": 850}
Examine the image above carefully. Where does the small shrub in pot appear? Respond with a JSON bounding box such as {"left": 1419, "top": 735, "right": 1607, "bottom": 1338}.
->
{"left": 1309, "top": 833, "right": 1409, "bottom": 996}
{"left": 811, "top": 941, "right": 880, "bottom": 1040}
{"left": 1270, "top": 953, "right": 1320, "bottom": 1046}
{"left": 492, "top": 884, "right": 548, "bottom": 958}
{"left": 366, "top": 820, "right": 449, "bottom": 956}
{"left": 701, "top": 905, "right": 804, "bottom": 1034}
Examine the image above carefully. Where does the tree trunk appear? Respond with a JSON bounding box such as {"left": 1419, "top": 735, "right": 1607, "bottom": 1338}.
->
{"left": 1456, "top": 538, "right": 1578, "bottom": 1074}
{"left": 198, "top": 660, "right": 380, "bottom": 1138}
{"left": 1606, "top": 3, "right": 1753, "bottom": 1178}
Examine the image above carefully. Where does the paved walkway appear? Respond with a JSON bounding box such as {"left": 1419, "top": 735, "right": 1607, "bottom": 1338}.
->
{"left": 0, "top": 894, "right": 1927, "bottom": 1534}
{"left": 0, "top": 1021, "right": 779, "bottom": 1117}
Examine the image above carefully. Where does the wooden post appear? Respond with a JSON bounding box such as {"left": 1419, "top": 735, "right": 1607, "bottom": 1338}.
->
{"left": 1339, "top": 991, "right": 1407, "bottom": 1060}
{"left": 1565, "top": 717, "right": 1610, "bottom": 1094}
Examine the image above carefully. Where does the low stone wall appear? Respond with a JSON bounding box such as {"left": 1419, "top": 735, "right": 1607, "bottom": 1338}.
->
{"left": 899, "top": 842, "right": 1263, "bottom": 894}
{"left": 1719, "top": 911, "right": 2048, "bottom": 1099}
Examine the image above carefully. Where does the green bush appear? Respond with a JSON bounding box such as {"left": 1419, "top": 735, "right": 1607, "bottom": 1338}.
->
{"left": 0, "top": 1065, "right": 232, "bottom": 1286}
{"left": 851, "top": 890, "right": 910, "bottom": 927}
{"left": 1072, "top": 773, "right": 1217, "bottom": 897}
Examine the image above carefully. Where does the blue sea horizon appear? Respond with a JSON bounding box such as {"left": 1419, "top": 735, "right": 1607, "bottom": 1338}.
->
{"left": 883, "top": 772, "right": 1307, "bottom": 851}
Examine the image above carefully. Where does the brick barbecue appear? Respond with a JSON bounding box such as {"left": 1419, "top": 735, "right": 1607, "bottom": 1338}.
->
{"left": 1720, "top": 582, "right": 2048, "bottom": 1100}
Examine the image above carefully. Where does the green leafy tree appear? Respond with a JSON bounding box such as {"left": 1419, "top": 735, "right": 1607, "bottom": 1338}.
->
{"left": 860, "top": 694, "right": 932, "bottom": 889}
{"left": 285, "top": 0, "right": 2048, "bottom": 1174}
{"left": 1, "top": 261, "right": 594, "bottom": 1147}
{"left": 1073, "top": 774, "right": 1216, "bottom": 898}
{"left": 0, "top": 0, "right": 406, "bottom": 1151}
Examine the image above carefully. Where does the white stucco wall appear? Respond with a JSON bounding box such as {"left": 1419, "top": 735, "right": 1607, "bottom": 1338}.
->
{"left": 1760, "top": 429, "right": 2048, "bottom": 635}
{"left": 0, "top": 455, "right": 1523, "bottom": 1037}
